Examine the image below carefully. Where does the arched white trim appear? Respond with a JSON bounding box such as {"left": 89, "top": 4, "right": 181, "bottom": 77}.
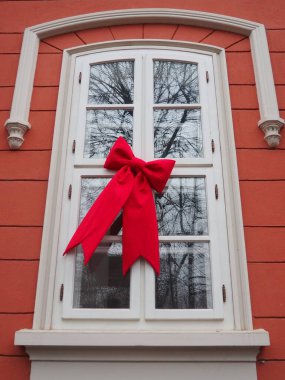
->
{"left": 4, "top": 8, "right": 284, "bottom": 148}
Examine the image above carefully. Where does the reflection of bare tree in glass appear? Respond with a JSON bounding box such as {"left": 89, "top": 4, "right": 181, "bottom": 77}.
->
{"left": 154, "top": 109, "right": 203, "bottom": 158}
{"left": 155, "top": 177, "right": 211, "bottom": 309}
{"left": 155, "top": 177, "right": 208, "bottom": 236}
{"left": 84, "top": 109, "right": 133, "bottom": 158}
{"left": 80, "top": 178, "right": 123, "bottom": 236}
{"left": 154, "top": 61, "right": 199, "bottom": 104}
{"left": 156, "top": 243, "right": 212, "bottom": 309}
{"left": 73, "top": 244, "right": 130, "bottom": 309}
{"left": 73, "top": 179, "right": 128, "bottom": 309}
{"left": 84, "top": 61, "right": 134, "bottom": 158}
{"left": 153, "top": 61, "right": 202, "bottom": 158}
{"left": 88, "top": 61, "right": 134, "bottom": 104}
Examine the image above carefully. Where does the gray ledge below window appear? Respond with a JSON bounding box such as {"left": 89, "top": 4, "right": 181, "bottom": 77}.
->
{"left": 15, "top": 329, "right": 269, "bottom": 362}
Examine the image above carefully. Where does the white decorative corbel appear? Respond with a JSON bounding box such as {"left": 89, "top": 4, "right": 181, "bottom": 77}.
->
{"left": 5, "top": 119, "right": 31, "bottom": 150}
{"left": 258, "top": 119, "right": 284, "bottom": 148}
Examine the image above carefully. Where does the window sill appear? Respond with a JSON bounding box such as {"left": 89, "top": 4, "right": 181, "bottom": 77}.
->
{"left": 15, "top": 329, "right": 269, "bottom": 362}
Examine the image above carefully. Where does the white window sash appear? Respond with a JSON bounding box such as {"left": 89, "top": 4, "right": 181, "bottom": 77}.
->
{"left": 54, "top": 48, "right": 233, "bottom": 326}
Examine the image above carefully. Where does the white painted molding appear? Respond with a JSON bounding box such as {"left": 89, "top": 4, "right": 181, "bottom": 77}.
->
{"left": 5, "top": 30, "right": 38, "bottom": 149}
{"left": 249, "top": 26, "right": 284, "bottom": 147}
{"left": 16, "top": 329, "right": 269, "bottom": 367}
{"left": 15, "top": 329, "right": 269, "bottom": 349}
{"left": 4, "top": 8, "right": 284, "bottom": 149}
{"left": 24, "top": 346, "right": 261, "bottom": 363}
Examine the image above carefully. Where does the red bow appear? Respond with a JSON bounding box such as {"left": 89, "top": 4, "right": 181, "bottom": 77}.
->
{"left": 64, "top": 137, "right": 175, "bottom": 275}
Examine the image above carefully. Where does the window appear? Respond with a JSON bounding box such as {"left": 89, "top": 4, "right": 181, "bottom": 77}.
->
{"left": 52, "top": 48, "right": 233, "bottom": 330}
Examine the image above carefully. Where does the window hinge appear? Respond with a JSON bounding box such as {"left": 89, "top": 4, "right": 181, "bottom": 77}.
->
{"left": 215, "top": 184, "right": 219, "bottom": 200}
{"left": 222, "top": 284, "right": 226, "bottom": 303}
{"left": 79, "top": 72, "right": 82, "bottom": 84}
{"left": 72, "top": 139, "right": 76, "bottom": 154}
{"left": 60, "top": 284, "right": 64, "bottom": 302}
{"left": 206, "top": 70, "right": 209, "bottom": 83}
{"left": 68, "top": 184, "right": 72, "bottom": 199}
{"left": 211, "top": 139, "right": 215, "bottom": 153}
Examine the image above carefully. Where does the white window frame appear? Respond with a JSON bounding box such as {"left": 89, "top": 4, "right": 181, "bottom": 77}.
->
{"left": 46, "top": 45, "right": 238, "bottom": 331}
{"left": 16, "top": 38, "right": 254, "bottom": 336}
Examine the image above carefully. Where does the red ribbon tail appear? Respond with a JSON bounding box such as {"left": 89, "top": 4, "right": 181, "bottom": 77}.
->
{"left": 64, "top": 167, "right": 134, "bottom": 264}
{"left": 122, "top": 173, "right": 160, "bottom": 276}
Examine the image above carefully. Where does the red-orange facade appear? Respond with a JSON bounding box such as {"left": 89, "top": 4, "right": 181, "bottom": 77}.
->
{"left": 0, "top": 1, "right": 285, "bottom": 379}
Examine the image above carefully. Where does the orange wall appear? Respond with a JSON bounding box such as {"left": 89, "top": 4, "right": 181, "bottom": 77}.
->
{"left": 0, "top": 2, "right": 285, "bottom": 380}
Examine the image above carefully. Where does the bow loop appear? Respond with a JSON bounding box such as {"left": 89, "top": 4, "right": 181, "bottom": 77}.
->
{"left": 104, "top": 137, "right": 134, "bottom": 171}
{"left": 143, "top": 160, "right": 175, "bottom": 193}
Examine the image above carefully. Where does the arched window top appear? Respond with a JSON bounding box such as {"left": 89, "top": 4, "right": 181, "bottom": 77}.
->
{"left": 5, "top": 9, "right": 284, "bottom": 150}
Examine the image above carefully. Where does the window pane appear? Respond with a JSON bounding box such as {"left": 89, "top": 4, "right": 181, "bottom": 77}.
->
{"left": 156, "top": 242, "right": 212, "bottom": 309}
{"left": 73, "top": 243, "right": 130, "bottom": 309}
{"left": 84, "top": 109, "right": 133, "bottom": 158}
{"left": 154, "top": 60, "right": 199, "bottom": 104}
{"left": 155, "top": 177, "right": 208, "bottom": 236}
{"left": 80, "top": 178, "right": 122, "bottom": 236}
{"left": 88, "top": 61, "right": 134, "bottom": 104}
{"left": 154, "top": 109, "right": 203, "bottom": 158}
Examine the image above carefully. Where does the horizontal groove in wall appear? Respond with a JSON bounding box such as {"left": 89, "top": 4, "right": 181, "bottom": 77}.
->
{"left": 0, "top": 312, "right": 33, "bottom": 315}
{"left": 0, "top": 179, "right": 48, "bottom": 182}
{"left": 0, "top": 258, "right": 39, "bottom": 262}
{"left": 0, "top": 149, "right": 52, "bottom": 152}
{"left": 244, "top": 225, "right": 285, "bottom": 227}
{"left": 231, "top": 108, "right": 259, "bottom": 110}
{"left": 33, "top": 85, "right": 59, "bottom": 88}
{"left": 0, "top": 354, "right": 28, "bottom": 358}
{"left": 239, "top": 179, "right": 285, "bottom": 182}
{"left": 254, "top": 316, "right": 285, "bottom": 320}
{"left": 245, "top": 225, "right": 285, "bottom": 228}
{"left": 229, "top": 83, "right": 256, "bottom": 86}
{"left": 0, "top": 225, "right": 43, "bottom": 228}
{"left": 0, "top": 32, "right": 23, "bottom": 35}
{"left": 37, "top": 51, "right": 62, "bottom": 55}
{"left": 0, "top": 53, "right": 19, "bottom": 56}
{"left": 228, "top": 82, "right": 256, "bottom": 85}
{"left": 257, "top": 359, "right": 285, "bottom": 362}
{"left": 236, "top": 147, "right": 285, "bottom": 151}
{"left": 248, "top": 261, "right": 285, "bottom": 264}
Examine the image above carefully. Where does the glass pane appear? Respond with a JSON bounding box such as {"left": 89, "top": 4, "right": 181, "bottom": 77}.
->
{"left": 73, "top": 243, "right": 130, "bottom": 309}
{"left": 88, "top": 61, "right": 134, "bottom": 104}
{"left": 154, "top": 109, "right": 203, "bottom": 158}
{"left": 80, "top": 178, "right": 122, "bottom": 236}
{"left": 84, "top": 109, "right": 133, "bottom": 158}
{"left": 154, "top": 60, "right": 199, "bottom": 104}
{"left": 156, "top": 242, "right": 212, "bottom": 309}
{"left": 155, "top": 177, "right": 208, "bottom": 236}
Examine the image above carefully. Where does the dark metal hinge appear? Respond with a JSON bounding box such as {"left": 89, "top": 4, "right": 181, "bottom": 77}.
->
{"left": 68, "top": 184, "right": 72, "bottom": 199}
{"left": 211, "top": 139, "right": 215, "bottom": 153}
{"left": 206, "top": 71, "right": 209, "bottom": 83}
{"left": 79, "top": 72, "right": 82, "bottom": 84}
{"left": 72, "top": 140, "right": 76, "bottom": 154}
{"left": 222, "top": 284, "right": 226, "bottom": 303}
{"left": 215, "top": 184, "right": 219, "bottom": 200}
{"left": 60, "top": 284, "right": 64, "bottom": 302}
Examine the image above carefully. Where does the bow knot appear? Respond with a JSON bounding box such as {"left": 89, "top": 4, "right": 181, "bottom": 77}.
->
{"left": 130, "top": 156, "right": 145, "bottom": 174}
{"left": 64, "top": 137, "right": 175, "bottom": 275}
